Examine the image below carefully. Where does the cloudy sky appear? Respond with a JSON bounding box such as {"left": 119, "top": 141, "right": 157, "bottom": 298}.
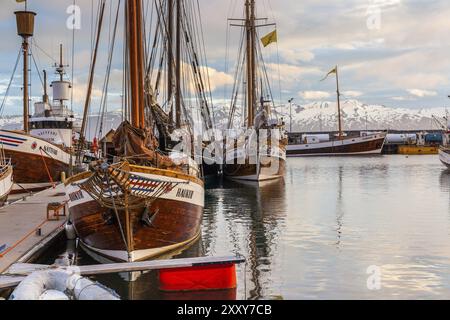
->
{"left": 1, "top": 0, "right": 450, "bottom": 116}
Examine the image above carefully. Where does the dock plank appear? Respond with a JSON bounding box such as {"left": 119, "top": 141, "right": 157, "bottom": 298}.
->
{"left": 0, "top": 185, "right": 67, "bottom": 274}
{"left": 6, "top": 256, "right": 246, "bottom": 277}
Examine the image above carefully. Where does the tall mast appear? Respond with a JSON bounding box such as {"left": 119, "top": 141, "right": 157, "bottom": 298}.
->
{"left": 245, "top": 0, "right": 256, "bottom": 128}
{"left": 335, "top": 66, "right": 343, "bottom": 139}
{"left": 56, "top": 44, "right": 65, "bottom": 107}
{"left": 43, "top": 70, "right": 49, "bottom": 104}
{"left": 79, "top": 1, "right": 105, "bottom": 159}
{"left": 175, "top": 0, "right": 182, "bottom": 128}
{"left": 167, "top": 0, "right": 174, "bottom": 123}
{"left": 127, "top": 0, "right": 145, "bottom": 128}
{"left": 15, "top": 10, "right": 36, "bottom": 134}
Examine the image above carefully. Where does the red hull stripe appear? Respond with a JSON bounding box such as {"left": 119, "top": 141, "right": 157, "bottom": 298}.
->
{"left": 0, "top": 138, "right": 25, "bottom": 144}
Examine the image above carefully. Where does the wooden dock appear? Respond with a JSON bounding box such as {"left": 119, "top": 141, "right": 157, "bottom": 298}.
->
{"left": 0, "top": 256, "right": 246, "bottom": 289}
{"left": 0, "top": 184, "right": 68, "bottom": 274}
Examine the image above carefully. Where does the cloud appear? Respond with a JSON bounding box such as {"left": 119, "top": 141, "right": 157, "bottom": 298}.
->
{"left": 407, "top": 89, "right": 438, "bottom": 98}
{"left": 342, "top": 90, "right": 363, "bottom": 98}
{"left": 1, "top": 0, "right": 450, "bottom": 114}
{"left": 201, "top": 67, "right": 234, "bottom": 92}
{"left": 392, "top": 96, "right": 410, "bottom": 101}
{"left": 280, "top": 49, "right": 315, "bottom": 64}
{"left": 299, "top": 91, "right": 331, "bottom": 100}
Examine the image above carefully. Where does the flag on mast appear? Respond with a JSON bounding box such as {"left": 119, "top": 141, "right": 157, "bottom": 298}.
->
{"left": 261, "top": 30, "right": 277, "bottom": 47}
{"left": 320, "top": 66, "right": 337, "bottom": 82}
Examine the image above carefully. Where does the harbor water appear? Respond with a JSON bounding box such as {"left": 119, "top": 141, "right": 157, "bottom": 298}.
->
{"left": 38, "top": 155, "right": 450, "bottom": 300}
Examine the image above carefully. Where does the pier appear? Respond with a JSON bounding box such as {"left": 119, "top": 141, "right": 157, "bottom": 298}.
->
{"left": 0, "top": 184, "right": 67, "bottom": 275}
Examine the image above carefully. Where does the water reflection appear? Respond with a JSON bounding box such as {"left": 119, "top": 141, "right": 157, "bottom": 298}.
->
{"left": 203, "top": 178, "right": 287, "bottom": 300}
{"left": 35, "top": 156, "right": 450, "bottom": 299}
{"left": 336, "top": 166, "right": 344, "bottom": 248}
{"left": 439, "top": 169, "right": 450, "bottom": 192}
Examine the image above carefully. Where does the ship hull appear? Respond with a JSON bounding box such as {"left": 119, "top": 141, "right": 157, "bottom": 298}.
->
{"left": 287, "top": 133, "right": 386, "bottom": 157}
{"left": 439, "top": 148, "right": 450, "bottom": 168}
{"left": 398, "top": 145, "right": 438, "bottom": 155}
{"left": 224, "top": 153, "right": 286, "bottom": 182}
{"left": 66, "top": 168, "right": 205, "bottom": 262}
{"left": 0, "top": 164, "right": 13, "bottom": 206}
{"left": 0, "top": 130, "right": 71, "bottom": 185}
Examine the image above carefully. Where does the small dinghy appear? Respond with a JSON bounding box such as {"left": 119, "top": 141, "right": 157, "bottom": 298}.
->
{"left": 439, "top": 147, "right": 450, "bottom": 168}
{"left": 9, "top": 270, "right": 120, "bottom": 300}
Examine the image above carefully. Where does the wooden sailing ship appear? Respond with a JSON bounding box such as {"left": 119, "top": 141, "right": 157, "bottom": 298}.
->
{"left": 287, "top": 66, "right": 386, "bottom": 156}
{"left": 223, "top": 0, "right": 287, "bottom": 182}
{"left": 66, "top": 0, "right": 205, "bottom": 262}
{"left": 0, "top": 9, "right": 72, "bottom": 192}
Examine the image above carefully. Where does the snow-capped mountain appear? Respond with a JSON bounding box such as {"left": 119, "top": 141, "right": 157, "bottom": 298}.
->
{"left": 214, "top": 100, "right": 448, "bottom": 132}
{"left": 277, "top": 100, "right": 448, "bottom": 132}
{"left": 1, "top": 100, "right": 447, "bottom": 139}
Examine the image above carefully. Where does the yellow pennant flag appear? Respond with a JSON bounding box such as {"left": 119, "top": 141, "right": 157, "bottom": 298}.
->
{"left": 320, "top": 66, "right": 337, "bottom": 81}
{"left": 261, "top": 30, "right": 277, "bottom": 47}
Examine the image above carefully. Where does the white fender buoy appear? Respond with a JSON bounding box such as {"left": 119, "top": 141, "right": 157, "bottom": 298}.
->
{"left": 9, "top": 270, "right": 120, "bottom": 300}
{"left": 39, "top": 290, "right": 70, "bottom": 300}
{"left": 65, "top": 222, "right": 76, "bottom": 240}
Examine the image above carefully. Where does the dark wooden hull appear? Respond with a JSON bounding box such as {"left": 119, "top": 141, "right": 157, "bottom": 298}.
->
{"left": 4, "top": 149, "right": 69, "bottom": 184}
{"left": 287, "top": 135, "right": 386, "bottom": 156}
{"left": 70, "top": 197, "right": 203, "bottom": 262}
{"left": 224, "top": 157, "right": 286, "bottom": 182}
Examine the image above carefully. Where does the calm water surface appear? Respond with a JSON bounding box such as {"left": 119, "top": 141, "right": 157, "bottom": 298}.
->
{"left": 39, "top": 155, "right": 450, "bottom": 300}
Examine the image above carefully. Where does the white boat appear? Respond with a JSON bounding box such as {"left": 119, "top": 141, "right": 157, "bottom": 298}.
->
{"left": 439, "top": 147, "right": 450, "bottom": 168}
{"left": 1, "top": 11, "right": 75, "bottom": 193}
{"left": 287, "top": 66, "right": 387, "bottom": 157}
{"left": 287, "top": 132, "right": 387, "bottom": 157}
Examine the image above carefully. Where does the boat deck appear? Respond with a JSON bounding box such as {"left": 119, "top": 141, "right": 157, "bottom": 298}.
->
{"left": 0, "top": 184, "right": 67, "bottom": 274}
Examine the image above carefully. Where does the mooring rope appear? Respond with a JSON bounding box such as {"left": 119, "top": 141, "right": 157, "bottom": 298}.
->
{"left": 39, "top": 148, "right": 56, "bottom": 189}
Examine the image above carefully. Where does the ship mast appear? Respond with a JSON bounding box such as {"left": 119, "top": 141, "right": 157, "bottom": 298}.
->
{"left": 56, "top": 44, "right": 66, "bottom": 107}
{"left": 335, "top": 66, "right": 343, "bottom": 139}
{"left": 175, "top": 0, "right": 182, "bottom": 128}
{"left": 78, "top": 1, "right": 106, "bottom": 162}
{"left": 245, "top": 0, "right": 256, "bottom": 128}
{"left": 167, "top": 0, "right": 174, "bottom": 124}
{"left": 127, "top": 0, "right": 145, "bottom": 128}
{"left": 15, "top": 9, "right": 36, "bottom": 134}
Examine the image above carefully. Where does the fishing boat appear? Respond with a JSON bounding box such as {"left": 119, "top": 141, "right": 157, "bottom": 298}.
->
{"left": 0, "top": 8, "right": 72, "bottom": 192}
{"left": 439, "top": 147, "right": 450, "bottom": 168}
{"left": 287, "top": 66, "right": 386, "bottom": 157}
{"left": 66, "top": 0, "right": 207, "bottom": 262}
{"left": 223, "top": 0, "right": 287, "bottom": 182}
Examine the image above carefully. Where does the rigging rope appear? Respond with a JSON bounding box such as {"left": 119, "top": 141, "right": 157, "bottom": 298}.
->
{"left": 0, "top": 49, "right": 21, "bottom": 116}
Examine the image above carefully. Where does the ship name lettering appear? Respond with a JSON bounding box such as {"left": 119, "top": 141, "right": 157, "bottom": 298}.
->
{"left": 176, "top": 188, "right": 194, "bottom": 199}
{"left": 44, "top": 145, "right": 58, "bottom": 156}
{"left": 69, "top": 190, "right": 84, "bottom": 202}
